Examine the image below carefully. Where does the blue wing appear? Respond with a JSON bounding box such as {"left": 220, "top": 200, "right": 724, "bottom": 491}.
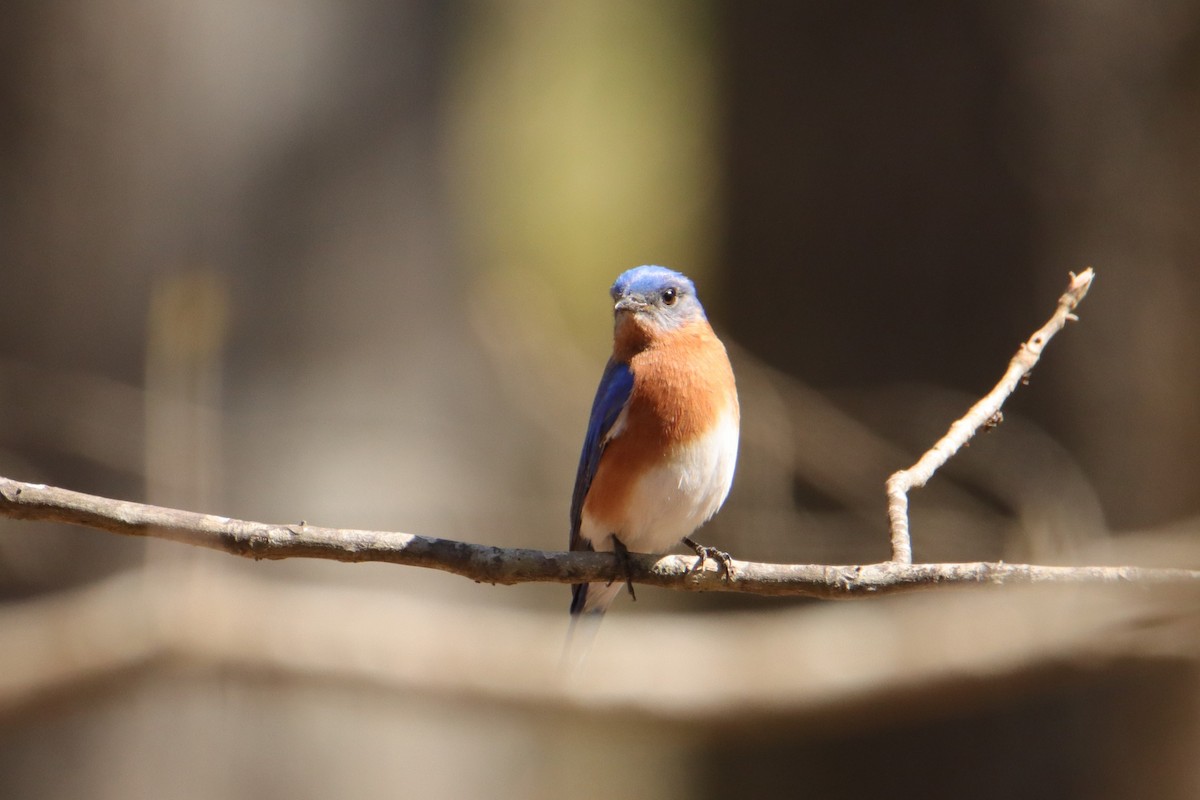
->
{"left": 569, "top": 358, "right": 634, "bottom": 552}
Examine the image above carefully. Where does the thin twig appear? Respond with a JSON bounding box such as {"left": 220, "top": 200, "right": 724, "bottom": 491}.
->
{"left": 2, "top": 472, "right": 1195, "bottom": 597}
{"left": 885, "top": 268, "right": 1096, "bottom": 563}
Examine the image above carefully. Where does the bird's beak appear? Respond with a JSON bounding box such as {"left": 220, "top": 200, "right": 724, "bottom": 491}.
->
{"left": 614, "top": 296, "right": 645, "bottom": 313}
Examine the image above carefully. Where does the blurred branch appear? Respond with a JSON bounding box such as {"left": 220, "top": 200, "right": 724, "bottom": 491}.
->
{"left": 2, "top": 565, "right": 1198, "bottom": 721}
{"left": 887, "top": 268, "right": 1097, "bottom": 563}
{"left": 2, "top": 470, "right": 1197, "bottom": 598}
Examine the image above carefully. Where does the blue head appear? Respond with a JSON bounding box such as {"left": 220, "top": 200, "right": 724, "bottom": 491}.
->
{"left": 610, "top": 266, "right": 707, "bottom": 333}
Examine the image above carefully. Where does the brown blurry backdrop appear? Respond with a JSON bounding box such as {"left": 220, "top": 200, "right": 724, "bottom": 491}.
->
{"left": 2, "top": 2, "right": 1199, "bottom": 798}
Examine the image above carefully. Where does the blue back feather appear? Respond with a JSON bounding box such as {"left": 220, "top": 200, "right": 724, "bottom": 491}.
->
{"left": 569, "top": 357, "right": 634, "bottom": 551}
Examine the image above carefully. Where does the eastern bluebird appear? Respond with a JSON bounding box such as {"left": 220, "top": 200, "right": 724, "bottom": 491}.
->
{"left": 569, "top": 265, "right": 739, "bottom": 617}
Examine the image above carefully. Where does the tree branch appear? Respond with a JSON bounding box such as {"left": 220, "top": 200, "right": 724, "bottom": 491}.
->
{"left": 2, "top": 475, "right": 1197, "bottom": 597}
{"left": 886, "top": 268, "right": 1096, "bottom": 563}
{"left": 2, "top": 267, "right": 1189, "bottom": 598}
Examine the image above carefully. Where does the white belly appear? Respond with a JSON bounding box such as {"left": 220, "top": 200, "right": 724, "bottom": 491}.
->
{"left": 580, "top": 411, "right": 739, "bottom": 554}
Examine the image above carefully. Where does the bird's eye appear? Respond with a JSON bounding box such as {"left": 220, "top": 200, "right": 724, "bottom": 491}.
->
{"left": 661, "top": 288, "right": 678, "bottom": 306}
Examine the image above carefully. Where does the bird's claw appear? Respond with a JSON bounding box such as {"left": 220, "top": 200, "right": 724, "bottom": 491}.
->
{"left": 682, "top": 536, "right": 735, "bottom": 580}
{"left": 608, "top": 535, "right": 638, "bottom": 602}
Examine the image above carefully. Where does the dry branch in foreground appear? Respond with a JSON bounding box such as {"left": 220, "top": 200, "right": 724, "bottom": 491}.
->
{"left": 1, "top": 475, "right": 1197, "bottom": 597}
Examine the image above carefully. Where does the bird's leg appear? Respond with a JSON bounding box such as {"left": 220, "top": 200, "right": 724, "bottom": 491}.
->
{"left": 682, "top": 536, "right": 735, "bottom": 580}
{"left": 609, "top": 535, "right": 637, "bottom": 602}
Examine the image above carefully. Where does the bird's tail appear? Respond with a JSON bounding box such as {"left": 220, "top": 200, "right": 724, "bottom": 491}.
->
{"left": 560, "top": 581, "right": 622, "bottom": 675}
{"left": 570, "top": 579, "right": 623, "bottom": 615}
{"left": 560, "top": 610, "right": 602, "bottom": 675}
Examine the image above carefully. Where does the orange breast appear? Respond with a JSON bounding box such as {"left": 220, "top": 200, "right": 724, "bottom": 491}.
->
{"left": 582, "top": 319, "right": 738, "bottom": 527}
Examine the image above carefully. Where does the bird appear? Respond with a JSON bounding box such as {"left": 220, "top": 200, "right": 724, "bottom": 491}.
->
{"left": 568, "top": 265, "right": 740, "bottom": 618}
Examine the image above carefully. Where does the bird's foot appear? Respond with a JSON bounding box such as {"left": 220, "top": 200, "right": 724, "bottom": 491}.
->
{"left": 682, "top": 536, "right": 735, "bottom": 580}
{"left": 609, "top": 535, "right": 637, "bottom": 602}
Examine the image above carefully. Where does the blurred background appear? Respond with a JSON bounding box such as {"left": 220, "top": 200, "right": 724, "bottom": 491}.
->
{"left": 2, "top": 1, "right": 1199, "bottom": 798}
